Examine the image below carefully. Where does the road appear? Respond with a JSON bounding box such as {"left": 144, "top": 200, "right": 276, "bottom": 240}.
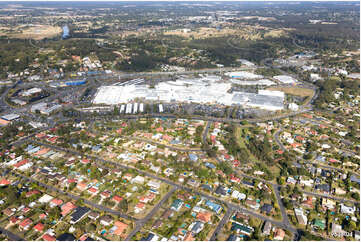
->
{"left": 7, "top": 169, "right": 137, "bottom": 221}
{"left": 302, "top": 190, "right": 359, "bottom": 205}
{"left": 272, "top": 184, "right": 294, "bottom": 232}
{"left": 202, "top": 121, "right": 211, "bottom": 145}
{"left": 76, "top": 108, "right": 313, "bottom": 125}
{"left": 0, "top": 226, "right": 23, "bottom": 241}
{"left": 274, "top": 128, "right": 286, "bottom": 152}
{"left": 125, "top": 187, "right": 177, "bottom": 240}
{"left": 210, "top": 207, "right": 234, "bottom": 241}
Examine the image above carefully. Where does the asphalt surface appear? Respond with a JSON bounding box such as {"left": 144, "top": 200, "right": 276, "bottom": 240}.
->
{"left": 125, "top": 186, "right": 177, "bottom": 240}
{"left": 210, "top": 207, "right": 234, "bottom": 241}
{"left": 272, "top": 184, "right": 294, "bottom": 231}
{"left": 0, "top": 226, "right": 23, "bottom": 241}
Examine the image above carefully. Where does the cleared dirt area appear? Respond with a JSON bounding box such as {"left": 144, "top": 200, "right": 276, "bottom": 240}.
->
{"left": 266, "top": 86, "right": 315, "bottom": 97}
{"left": 163, "top": 26, "right": 289, "bottom": 40}
{"left": 264, "top": 29, "right": 287, "bottom": 38}
{"left": 0, "top": 24, "right": 62, "bottom": 40}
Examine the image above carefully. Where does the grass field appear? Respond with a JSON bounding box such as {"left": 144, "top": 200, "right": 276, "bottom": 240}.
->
{"left": 267, "top": 86, "right": 315, "bottom": 105}
{"left": 163, "top": 26, "right": 288, "bottom": 40}
{"left": 0, "top": 25, "right": 62, "bottom": 40}
{"left": 266, "top": 86, "right": 315, "bottom": 97}
{"left": 235, "top": 126, "right": 259, "bottom": 162}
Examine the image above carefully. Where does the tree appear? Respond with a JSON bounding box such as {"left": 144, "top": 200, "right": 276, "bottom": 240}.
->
{"left": 75, "top": 199, "right": 85, "bottom": 206}
{"left": 48, "top": 206, "right": 61, "bottom": 221}
{"left": 119, "top": 199, "right": 128, "bottom": 212}
{"left": 351, "top": 192, "right": 359, "bottom": 200}
{"left": 87, "top": 223, "right": 97, "bottom": 232}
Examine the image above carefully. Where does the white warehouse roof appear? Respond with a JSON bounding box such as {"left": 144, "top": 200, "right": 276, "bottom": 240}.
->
{"left": 93, "top": 76, "right": 284, "bottom": 111}
{"left": 273, "top": 75, "right": 297, "bottom": 84}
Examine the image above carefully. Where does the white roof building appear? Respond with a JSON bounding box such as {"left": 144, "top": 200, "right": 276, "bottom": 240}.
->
{"left": 294, "top": 208, "right": 308, "bottom": 225}
{"left": 273, "top": 75, "right": 297, "bottom": 84}
{"left": 288, "top": 103, "right": 299, "bottom": 111}
{"left": 93, "top": 76, "right": 284, "bottom": 111}
{"left": 225, "top": 71, "right": 263, "bottom": 79}
{"left": 340, "top": 204, "right": 355, "bottom": 214}
{"left": 1, "top": 114, "right": 20, "bottom": 121}
{"left": 38, "top": 194, "right": 53, "bottom": 203}
{"left": 132, "top": 175, "right": 145, "bottom": 184}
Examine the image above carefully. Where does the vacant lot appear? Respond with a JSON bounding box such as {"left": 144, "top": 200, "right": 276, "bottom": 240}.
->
{"left": 0, "top": 24, "right": 62, "bottom": 40}
{"left": 266, "top": 86, "right": 315, "bottom": 97}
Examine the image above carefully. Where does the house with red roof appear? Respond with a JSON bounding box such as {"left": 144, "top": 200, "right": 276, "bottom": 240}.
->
{"left": 302, "top": 196, "right": 314, "bottom": 209}
{"left": 155, "top": 127, "right": 164, "bottom": 132}
{"left": 61, "top": 202, "right": 77, "bottom": 216}
{"left": 13, "top": 159, "right": 29, "bottom": 168}
{"left": 33, "top": 223, "right": 45, "bottom": 232}
{"left": 26, "top": 190, "right": 40, "bottom": 197}
{"left": 39, "top": 213, "right": 47, "bottom": 219}
{"left": 116, "top": 128, "right": 122, "bottom": 134}
{"left": 77, "top": 182, "right": 88, "bottom": 191}
{"left": 302, "top": 114, "right": 313, "bottom": 119}
{"left": 50, "top": 198, "right": 63, "bottom": 207}
{"left": 290, "top": 143, "right": 302, "bottom": 148}
{"left": 210, "top": 135, "right": 216, "bottom": 144}
{"left": 66, "top": 178, "right": 77, "bottom": 186}
{"left": 19, "top": 218, "right": 33, "bottom": 231}
{"left": 100, "top": 190, "right": 111, "bottom": 199}
{"left": 143, "top": 133, "right": 152, "bottom": 139}
{"left": 295, "top": 136, "right": 305, "bottom": 142}
{"left": 112, "top": 195, "right": 123, "bottom": 204}
{"left": 42, "top": 234, "right": 56, "bottom": 241}
{"left": 329, "top": 158, "right": 340, "bottom": 163}
{"left": 162, "top": 134, "right": 173, "bottom": 142}
{"left": 9, "top": 216, "right": 20, "bottom": 225}
{"left": 274, "top": 228, "right": 285, "bottom": 240}
{"left": 232, "top": 160, "right": 240, "bottom": 167}
{"left": 111, "top": 221, "right": 128, "bottom": 236}
{"left": 22, "top": 207, "right": 31, "bottom": 214}
{"left": 0, "top": 178, "right": 11, "bottom": 186}
{"left": 230, "top": 174, "right": 241, "bottom": 183}
{"left": 276, "top": 150, "right": 284, "bottom": 155}
{"left": 196, "top": 211, "right": 212, "bottom": 223}
{"left": 2, "top": 208, "right": 14, "bottom": 217}
{"left": 139, "top": 193, "right": 155, "bottom": 204}
{"left": 34, "top": 148, "right": 50, "bottom": 156}
{"left": 87, "top": 187, "right": 98, "bottom": 195}
{"left": 47, "top": 136, "right": 58, "bottom": 144}
{"left": 134, "top": 202, "right": 145, "bottom": 213}
{"left": 216, "top": 170, "right": 226, "bottom": 177}
{"left": 36, "top": 133, "right": 47, "bottom": 139}
{"left": 123, "top": 173, "right": 133, "bottom": 181}
{"left": 80, "top": 159, "right": 91, "bottom": 165}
